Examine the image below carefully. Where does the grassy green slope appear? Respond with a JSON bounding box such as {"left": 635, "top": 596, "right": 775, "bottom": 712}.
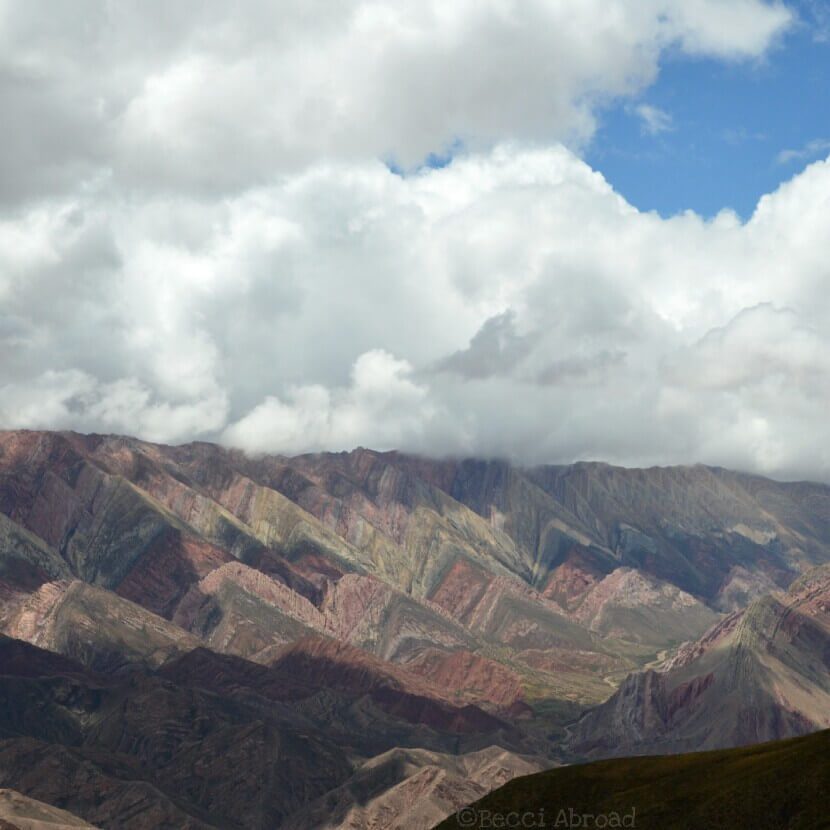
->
{"left": 436, "top": 729, "right": 830, "bottom": 830}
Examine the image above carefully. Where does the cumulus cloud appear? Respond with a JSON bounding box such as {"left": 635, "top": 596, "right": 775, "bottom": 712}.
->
{"left": 659, "top": 304, "right": 830, "bottom": 476}
{"left": 222, "top": 350, "right": 443, "bottom": 455}
{"left": 0, "top": 0, "right": 791, "bottom": 201}
{"left": 3, "top": 144, "right": 830, "bottom": 478}
{"left": 5, "top": 1, "right": 830, "bottom": 481}
{"left": 434, "top": 311, "right": 538, "bottom": 380}
{"left": 535, "top": 350, "right": 627, "bottom": 386}
{"left": 664, "top": 304, "right": 830, "bottom": 392}
{"left": 0, "top": 371, "right": 228, "bottom": 444}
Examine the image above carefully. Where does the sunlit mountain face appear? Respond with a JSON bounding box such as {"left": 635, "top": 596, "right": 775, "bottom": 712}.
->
{"left": 2, "top": 2, "right": 829, "bottom": 828}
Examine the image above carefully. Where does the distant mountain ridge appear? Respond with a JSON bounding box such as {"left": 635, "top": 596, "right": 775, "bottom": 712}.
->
{"left": 1, "top": 429, "right": 830, "bottom": 827}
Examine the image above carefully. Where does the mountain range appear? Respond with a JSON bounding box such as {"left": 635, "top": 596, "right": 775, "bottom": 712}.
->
{"left": 1, "top": 429, "right": 829, "bottom": 827}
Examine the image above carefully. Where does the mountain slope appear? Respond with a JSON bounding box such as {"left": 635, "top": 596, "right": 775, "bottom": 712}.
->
{"left": 3, "top": 429, "right": 830, "bottom": 827}
{"left": 0, "top": 789, "right": 99, "bottom": 829}
{"left": 0, "top": 635, "right": 541, "bottom": 829}
{"left": 285, "top": 746, "right": 541, "bottom": 830}
{"left": 567, "top": 564, "right": 830, "bottom": 757}
{"left": 1, "top": 431, "right": 696, "bottom": 708}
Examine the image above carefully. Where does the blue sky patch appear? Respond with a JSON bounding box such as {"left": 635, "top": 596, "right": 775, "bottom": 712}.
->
{"left": 586, "top": 0, "right": 830, "bottom": 219}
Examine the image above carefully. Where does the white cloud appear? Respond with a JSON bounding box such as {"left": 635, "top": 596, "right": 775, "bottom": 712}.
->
{"left": 777, "top": 138, "right": 830, "bottom": 165}
{"left": 0, "top": 371, "right": 228, "bottom": 444}
{"left": 659, "top": 305, "right": 830, "bottom": 475}
{"left": 635, "top": 104, "right": 674, "bottom": 135}
{"left": 0, "top": 1, "right": 791, "bottom": 200}
{"left": 665, "top": 0, "right": 791, "bottom": 55}
{"left": 222, "top": 350, "right": 442, "bottom": 455}
{"left": 3, "top": 145, "right": 830, "bottom": 479}
{"left": 5, "top": 1, "right": 830, "bottom": 482}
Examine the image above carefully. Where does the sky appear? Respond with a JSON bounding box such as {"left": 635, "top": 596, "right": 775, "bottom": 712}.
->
{"left": 1, "top": 0, "right": 830, "bottom": 480}
{"left": 587, "top": 0, "right": 830, "bottom": 218}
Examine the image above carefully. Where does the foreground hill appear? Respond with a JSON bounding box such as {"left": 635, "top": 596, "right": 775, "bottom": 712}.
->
{"left": 437, "top": 729, "right": 830, "bottom": 830}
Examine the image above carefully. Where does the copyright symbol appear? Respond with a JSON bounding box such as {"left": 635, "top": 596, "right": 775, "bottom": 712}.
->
{"left": 457, "top": 807, "right": 477, "bottom": 827}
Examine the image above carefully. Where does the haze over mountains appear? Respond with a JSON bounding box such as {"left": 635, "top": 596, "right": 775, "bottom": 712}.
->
{"left": 1, "top": 429, "right": 829, "bottom": 828}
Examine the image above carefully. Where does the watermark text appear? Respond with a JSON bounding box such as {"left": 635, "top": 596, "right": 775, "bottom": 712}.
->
{"left": 455, "top": 806, "right": 636, "bottom": 828}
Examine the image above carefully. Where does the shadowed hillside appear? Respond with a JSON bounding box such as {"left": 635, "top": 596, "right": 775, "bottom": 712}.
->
{"left": 437, "top": 729, "right": 830, "bottom": 830}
